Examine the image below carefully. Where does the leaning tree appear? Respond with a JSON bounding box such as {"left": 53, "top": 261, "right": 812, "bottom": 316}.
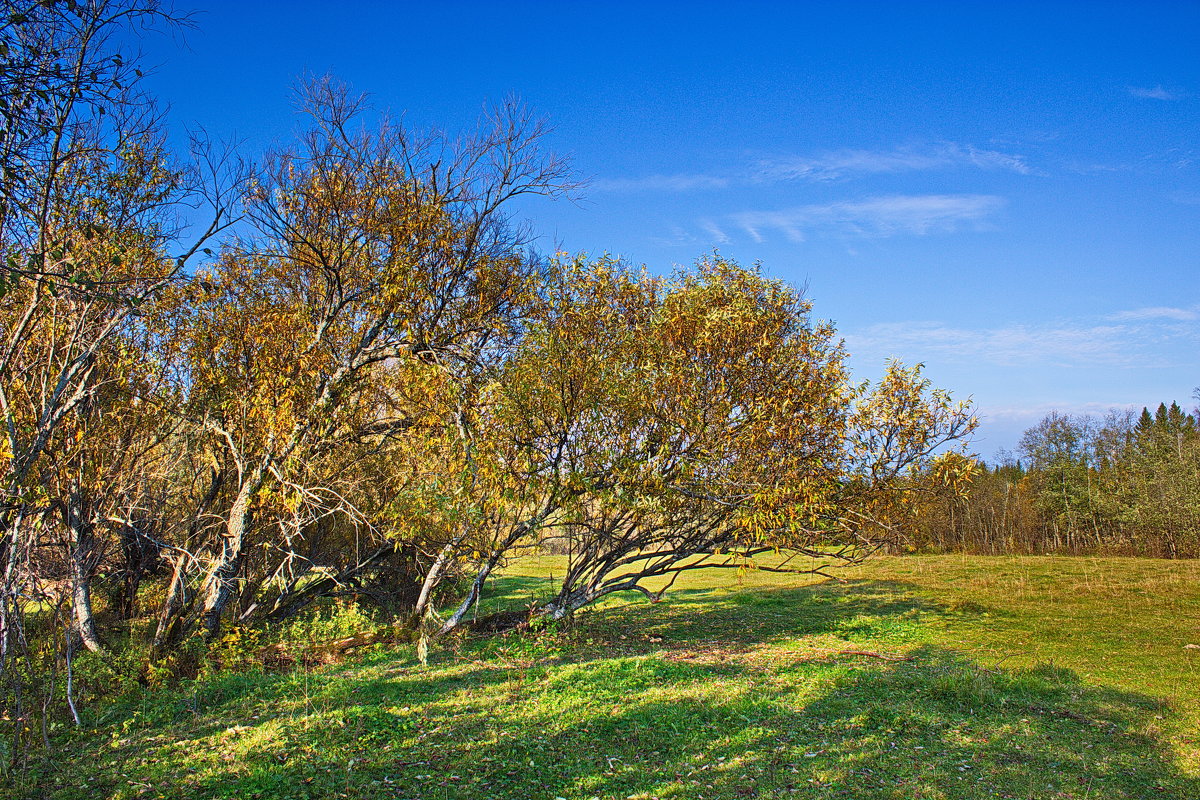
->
{"left": 421, "top": 254, "right": 977, "bottom": 636}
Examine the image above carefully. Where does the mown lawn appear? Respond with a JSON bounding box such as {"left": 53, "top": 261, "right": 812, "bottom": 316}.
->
{"left": 9, "top": 555, "right": 1200, "bottom": 799}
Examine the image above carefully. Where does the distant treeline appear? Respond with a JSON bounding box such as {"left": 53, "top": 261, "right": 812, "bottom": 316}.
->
{"left": 912, "top": 401, "right": 1200, "bottom": 558}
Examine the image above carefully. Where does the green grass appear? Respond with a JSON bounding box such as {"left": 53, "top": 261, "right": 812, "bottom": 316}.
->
{"left": 9, "top": 554, "right": 1200, "bottom": 799}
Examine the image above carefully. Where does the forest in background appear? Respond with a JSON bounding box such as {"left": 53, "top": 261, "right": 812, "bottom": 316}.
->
{"left": 914, "top": 401, "right": 1200, "bottom": 558}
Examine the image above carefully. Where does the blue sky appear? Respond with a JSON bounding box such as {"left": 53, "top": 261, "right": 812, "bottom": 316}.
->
{"left": 139, "top": 1, "right": 1199, "bottom": 456}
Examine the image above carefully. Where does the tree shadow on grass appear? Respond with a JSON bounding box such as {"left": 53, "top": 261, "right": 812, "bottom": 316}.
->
{"left": 563, "top": 578, "right": 978, "bottom": 658}
{"left": 20, "top": 578, "right": 1198, "bottom": 800}
{"left": 486, "top": 572, "right": 1015, "bottom": 648}
{"left": 472, "top": 648, "right": 1189, "bottom": 800}
{"left": 83, "top": 648, "right": 1193, "bottom": 800}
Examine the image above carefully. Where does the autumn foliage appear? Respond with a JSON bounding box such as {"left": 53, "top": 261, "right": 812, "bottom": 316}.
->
{"left": 0, "top": 1, "right": 978, "bottom": 745}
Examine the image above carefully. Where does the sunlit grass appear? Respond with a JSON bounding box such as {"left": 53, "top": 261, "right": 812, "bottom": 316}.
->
{"left": 10, "top": 554, "right": 1200, "bottom": 799}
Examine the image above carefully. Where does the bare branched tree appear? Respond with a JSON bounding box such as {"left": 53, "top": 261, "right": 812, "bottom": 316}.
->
{"left": 0, "top": 0, "right": 237, "bottom": 707}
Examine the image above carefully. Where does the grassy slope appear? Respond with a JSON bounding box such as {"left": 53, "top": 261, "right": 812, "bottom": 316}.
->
{"left": 12, "top": 555, "right": 1200, "bottom": 800}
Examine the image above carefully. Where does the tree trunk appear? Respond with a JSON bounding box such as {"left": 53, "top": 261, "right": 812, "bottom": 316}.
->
{"left": 0, "top": 507, "right": 27, "bottom": 670}
{"left": 116, "top": 520, "right": 156, "bottom": 620}
{"left": 151, "top": 467, "right": 226, "bottom": 650}
{"left": 66, "top": 489, "right": 103, "bottom": 653}
{"left": 436, "top": 556, "right": 498, "bottom": 636}
{"left": 540, "top": 586, "right": 598, "bottom": 620}
{"left": 152, "top": 551, "right": 190, "bottom": 652}
{"left": 201, "top": 475, "right": 259, "bottom": 639}
{"left": 412, "top": 533, "right": 466, "bottom": 623}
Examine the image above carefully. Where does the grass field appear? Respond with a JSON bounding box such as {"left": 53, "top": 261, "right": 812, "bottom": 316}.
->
{"left": 10, "top": 554, "right": 1200, "bottom": 800}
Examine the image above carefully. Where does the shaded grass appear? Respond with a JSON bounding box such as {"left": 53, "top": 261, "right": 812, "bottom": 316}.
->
{"left": 8, "top": 555, "right": 1200, "bottom": 799}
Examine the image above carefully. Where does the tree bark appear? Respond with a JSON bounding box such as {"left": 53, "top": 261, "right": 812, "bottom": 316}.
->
{"left": 412, "top": 533, "right": 466, "bottom": 623}
{"left": 200, "top": 472, "right": 261, "bottom": 639}
{"left": 151, "top": 467, "right": 224, "bottom": 650}
{"left": 436, "top": 554, "right": 499, "bottom": 636}
{"left": 0, "top": 507, "right": 28, "bottom": 670}
{"left": 152, "top": 551, "right": 190, "bottom": 652}
{"left": 66, "top": 489, "right": 103, "bottom": 653}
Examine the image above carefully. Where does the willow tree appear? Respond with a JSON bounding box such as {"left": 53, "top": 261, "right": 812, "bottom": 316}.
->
{"left": 160, "top": 80, "right": 573, "bottom": 640}
{"left": 426, "top": 254, "right": 976, "bottom": 634}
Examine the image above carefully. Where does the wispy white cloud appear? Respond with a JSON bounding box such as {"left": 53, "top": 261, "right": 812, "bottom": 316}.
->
{"left": 980, "top": 401, "right": 1137, "bottom": 422}
{"left": 1063, "top": 161, "right": 1132, "bottom": 175}
{"left": 591, "top": 142, "right": 1032, "bottom": 194}
{"left": 1065, "top": 148, "right": 1196, "bottom": 176}
{"left": 698, "top": 219, "right": 731, "bottom": 244}
{"left": 1109, "top": 305, "right": 1199, "bottom": 322}
{"left": 589, "top": 173, "right": 730, "bottom": 193}
{"left": 730, "top": 194, "right": 1004, "bottom": 242}
{"left": 756, "top": 143, "right": 1033, "bottom": 182}
{"left": 647, "top": 225, "right": 701, "bottom": 248}
{"left": 845, "top": 312, "right": 1199, "bottom": 370}
{"left": 1129, "top": 85, "right": 1177, "bottom": 100}
{"left": 844, "top": 321, "right": 1135, "bottom": 367}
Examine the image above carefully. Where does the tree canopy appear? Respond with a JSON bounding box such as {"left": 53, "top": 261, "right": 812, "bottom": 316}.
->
{"left": 0, "top": 0, "right": 978, "bottom": 747}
